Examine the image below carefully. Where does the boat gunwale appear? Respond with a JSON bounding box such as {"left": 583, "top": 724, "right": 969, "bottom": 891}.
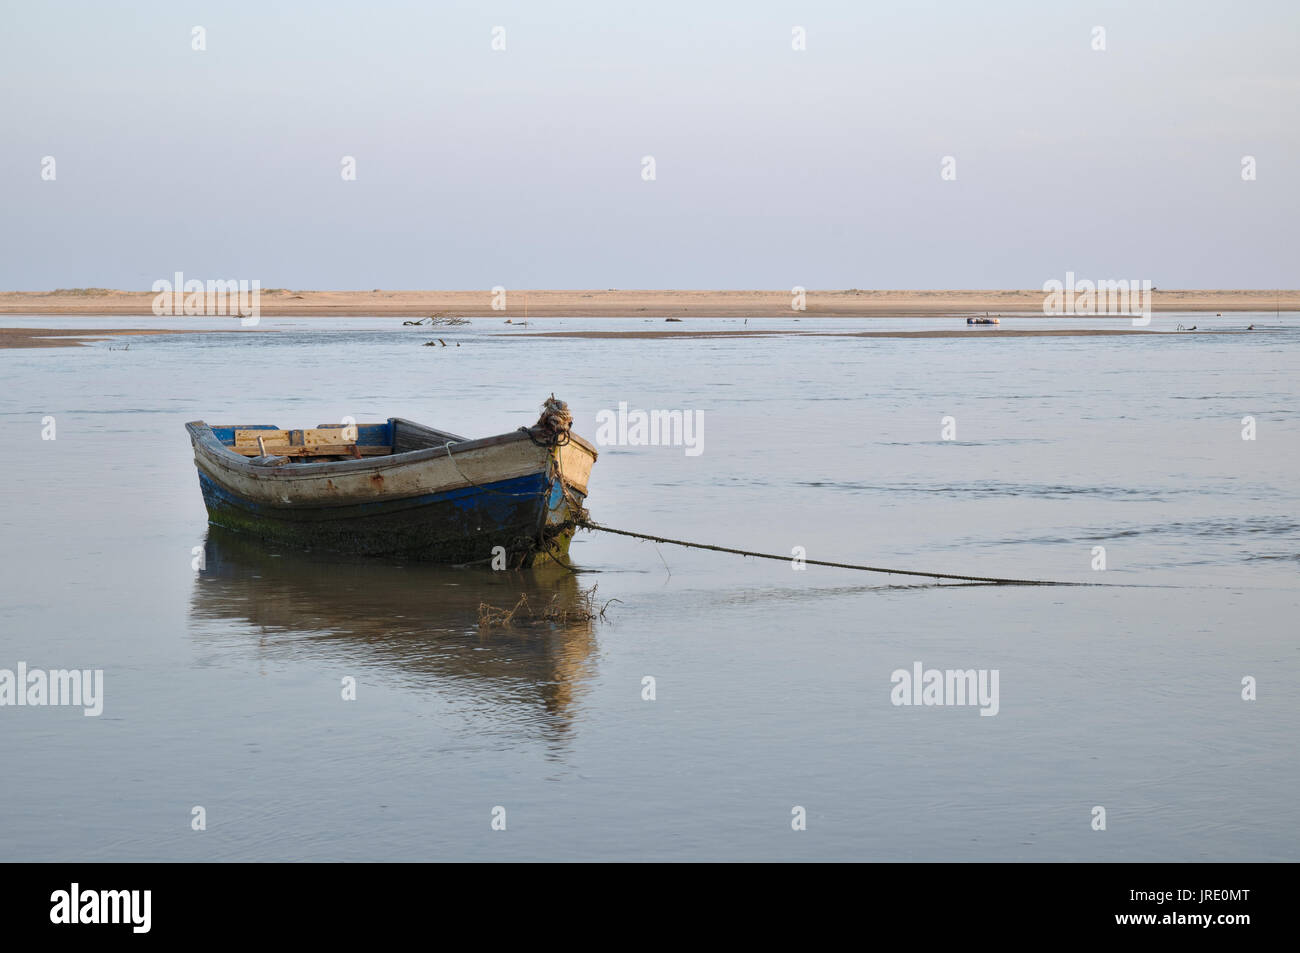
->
{"left": 184, "top": 418, "right": 597, "bottom": 483}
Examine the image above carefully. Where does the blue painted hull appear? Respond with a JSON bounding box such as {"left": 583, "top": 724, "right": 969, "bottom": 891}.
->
{"left": 197, "top": 469, "right": 583, "bottom": 566}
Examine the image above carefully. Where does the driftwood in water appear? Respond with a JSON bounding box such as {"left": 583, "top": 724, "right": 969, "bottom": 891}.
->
{"left": 404, "top": 313, "right": 471, "bottom": 327}
{"left": 478, "top": 584, "right": 617, "bottom": 629}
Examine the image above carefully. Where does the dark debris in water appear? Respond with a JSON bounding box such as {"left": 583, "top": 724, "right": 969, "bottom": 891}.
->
{"left": 478, "top": 584, "right": 619, "bottom": 630}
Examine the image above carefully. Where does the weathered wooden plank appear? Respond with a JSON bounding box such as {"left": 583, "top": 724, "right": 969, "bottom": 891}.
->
{"left": 315, "top": 422, "right": 394, "bottom": 447}
{"left": 230, "top": 443, "right": 391, "bottom": 458}
{"left": 234, "top": 427, "right": 380, "bottom": 449}
{"left": 232, "top": 425, "right": 394, "bottom": 459}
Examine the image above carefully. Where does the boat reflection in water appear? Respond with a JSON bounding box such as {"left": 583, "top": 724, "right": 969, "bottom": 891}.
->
{"left": 189, "top": 527, "right": 600, "bottom": 740}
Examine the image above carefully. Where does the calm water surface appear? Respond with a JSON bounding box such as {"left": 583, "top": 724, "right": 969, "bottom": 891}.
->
{"left": 1, "top": 314, "right": 1297, "bottom": 860}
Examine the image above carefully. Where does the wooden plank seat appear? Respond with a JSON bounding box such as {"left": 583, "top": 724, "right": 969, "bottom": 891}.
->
{"left": 231, "top": 428, "right": 392, "bottom": 458}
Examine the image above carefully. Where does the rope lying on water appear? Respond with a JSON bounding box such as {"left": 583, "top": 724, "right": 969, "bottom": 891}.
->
{"left": 576, "top": 519, "right": 1090, "bottom": 587}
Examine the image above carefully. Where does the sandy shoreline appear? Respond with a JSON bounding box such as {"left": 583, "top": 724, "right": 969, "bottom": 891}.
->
{"left": 0, "top": 328, "right": 258, "bottom": 349}
{"left": 518, "top": 328, "right": 1176, "bottom": 340}
{"left": 1, "top": 289, "right": 1295, "bottom": 318}
{"left": 2, "top": 324, "right": 1260, "bottom": 350}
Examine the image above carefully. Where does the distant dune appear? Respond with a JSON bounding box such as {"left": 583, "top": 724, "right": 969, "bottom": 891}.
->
{"left": 0, "top": 289, "right": 1295, "bottom": 318}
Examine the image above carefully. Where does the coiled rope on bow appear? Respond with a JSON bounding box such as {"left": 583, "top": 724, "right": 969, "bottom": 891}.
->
{"left": 519, "top": 393, "right": 574, "bottom": 448}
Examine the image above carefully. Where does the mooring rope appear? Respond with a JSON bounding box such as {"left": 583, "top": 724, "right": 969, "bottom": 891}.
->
{"left": 576, "top": 519, "right": 1090, "bottom": 586}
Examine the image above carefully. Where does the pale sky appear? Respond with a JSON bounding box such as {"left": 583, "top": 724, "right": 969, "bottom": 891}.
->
{"left": 1, "top": 0, "right": 1296, "bottom": 289}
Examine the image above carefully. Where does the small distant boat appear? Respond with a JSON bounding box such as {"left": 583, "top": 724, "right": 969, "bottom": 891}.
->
{"left": 967, "top": 316, "right": 1000, "bottom": 325}
{"left": 185, "top": 397, "right": 596, "bottom": 567}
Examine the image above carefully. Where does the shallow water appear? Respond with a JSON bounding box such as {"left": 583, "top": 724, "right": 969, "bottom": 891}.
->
{"left": 1, "top": 314, "right": 1297, "bottom": 860}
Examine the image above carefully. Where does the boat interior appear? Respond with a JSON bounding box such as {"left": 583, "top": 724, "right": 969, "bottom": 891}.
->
{"left": 210, "top": 418, "right": 466, "bottom": 462}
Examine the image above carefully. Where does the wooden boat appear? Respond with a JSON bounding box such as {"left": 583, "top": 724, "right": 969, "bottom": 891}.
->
{"left": 185, "top": 397, "right": 596, "bottom": 567}
{"left": 966, "top": 316, "right": 1000, "bottom": 325}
